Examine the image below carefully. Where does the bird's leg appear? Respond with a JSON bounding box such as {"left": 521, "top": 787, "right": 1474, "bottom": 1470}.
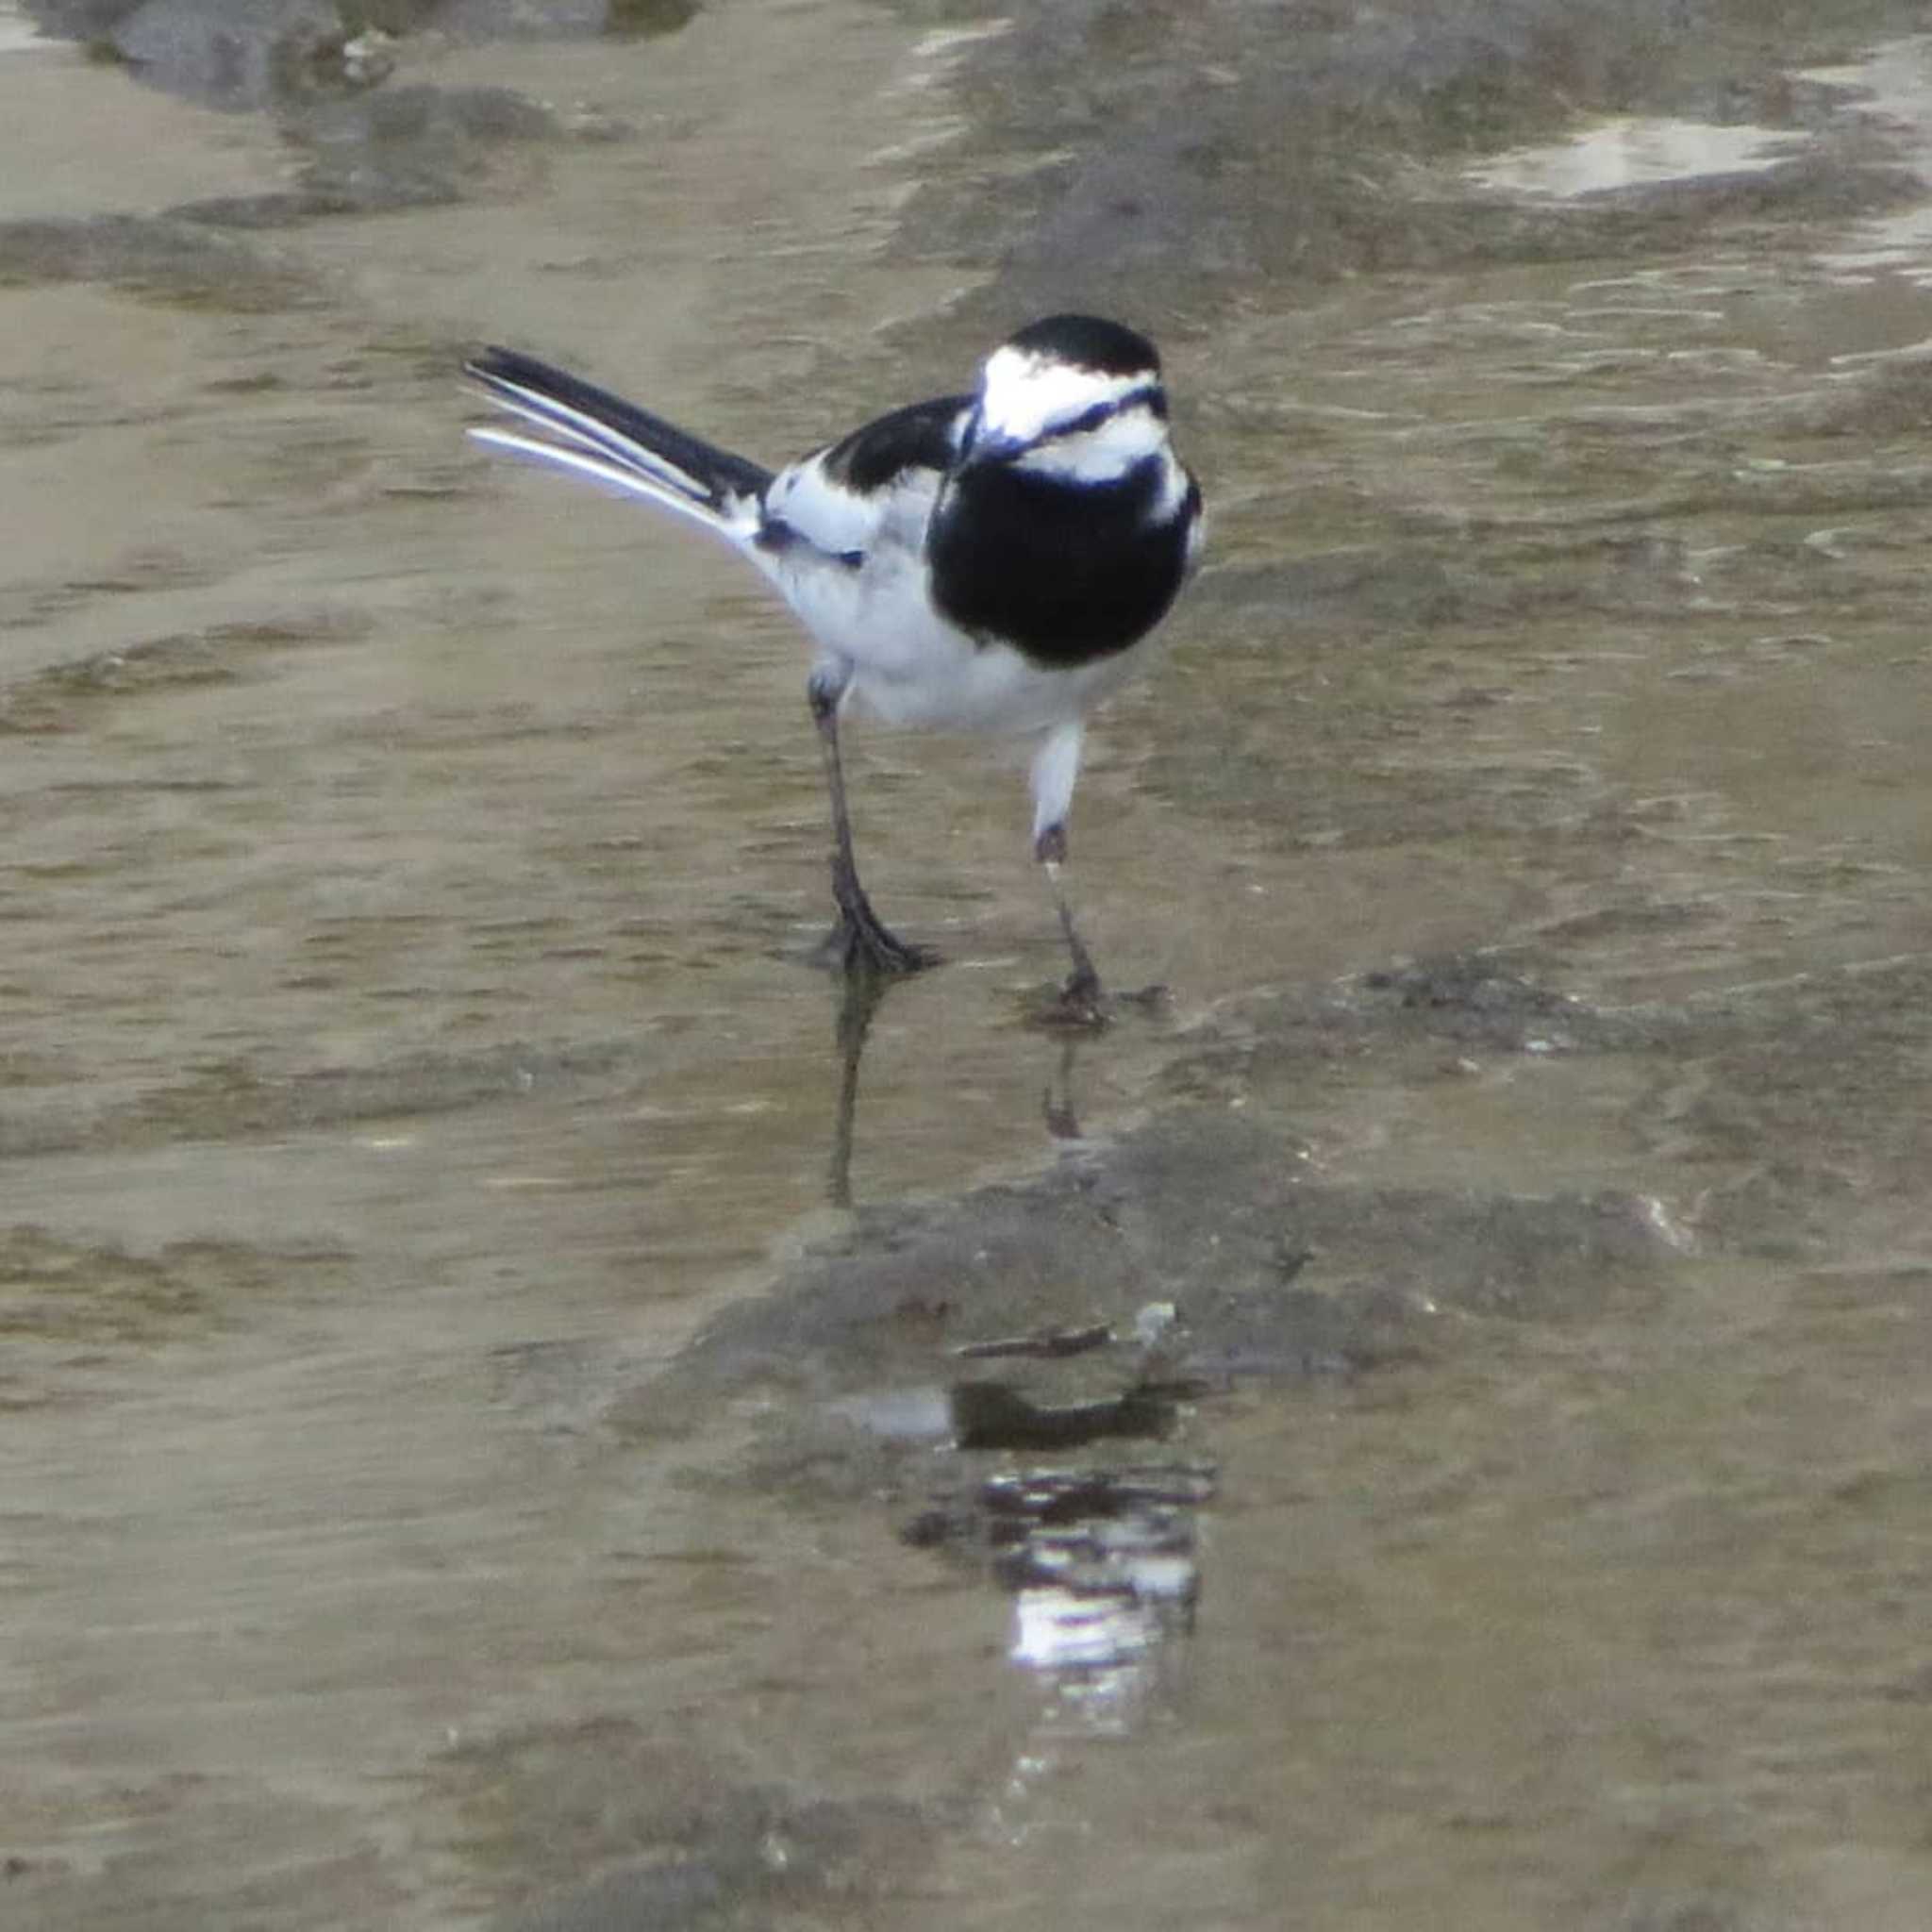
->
{"left": 1034, "top": 821, "right": 1105, "bottom": 1023}
{"left": 808, "top": 668, "right": 937, "bottom": 977}
{"left": 1024, "top": 723, "right": 1107, "bottom": 1023}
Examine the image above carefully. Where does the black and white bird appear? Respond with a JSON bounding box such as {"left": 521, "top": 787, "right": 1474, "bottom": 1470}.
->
{"left": 463, "top": 314, "right": 1203, "bottom": 1014}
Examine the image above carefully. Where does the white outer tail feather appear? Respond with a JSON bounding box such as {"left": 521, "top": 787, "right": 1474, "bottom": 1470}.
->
{"left": 467, "top": 425, "right": 755, "bottom": 544}
{"left": 466, "top": 356, "right": 764, "bottom": 548}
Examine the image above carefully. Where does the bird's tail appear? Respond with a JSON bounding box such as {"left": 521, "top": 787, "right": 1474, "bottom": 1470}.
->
{"left": 464, "top": 346, "right": 774, "bottom": 544}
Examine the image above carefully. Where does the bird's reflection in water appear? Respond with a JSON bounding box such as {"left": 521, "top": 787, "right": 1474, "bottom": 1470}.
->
{"left": 825, "top": 972, "right": 888, "bottom": 1209}
{"left": 824, "top": 978, "right": 1098, "bottom": 1208}
{"left": 1042, "top": 1036, "right": 1085, "bottom": 1145}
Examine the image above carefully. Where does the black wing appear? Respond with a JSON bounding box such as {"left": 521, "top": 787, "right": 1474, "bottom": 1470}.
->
{"left": 759, "top": 394, "right": 973, "bottom": 563}
{"left": 815, "top": 393, "right": 973, "bottom": 493}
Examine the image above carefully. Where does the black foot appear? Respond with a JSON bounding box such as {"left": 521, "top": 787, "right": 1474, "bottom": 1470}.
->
{"left": 1027, "top": 964, "right": 1108, "bottom": 1031}
{"left": 815, "top": 900, "right": 940, "bottom": 978}
{"left": 1024, "top": 974, "right": 1170, "bottom": 1033}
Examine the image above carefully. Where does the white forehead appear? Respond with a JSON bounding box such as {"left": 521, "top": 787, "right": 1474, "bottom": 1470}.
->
{"left": 978, "top": 344, "right": 1150, "bottom": 442}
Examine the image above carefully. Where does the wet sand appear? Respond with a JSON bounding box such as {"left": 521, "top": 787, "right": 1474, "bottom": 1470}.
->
{"left": 7, "top": 2, "right": 1932, "bottom": 1927}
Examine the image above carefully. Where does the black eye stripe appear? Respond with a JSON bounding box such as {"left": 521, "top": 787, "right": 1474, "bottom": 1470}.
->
{"left": 960, "top": 379, "right": 1165, "bottom": 460}
{"left": 1053, "top": 381, "right": 1164, "bottom": 438}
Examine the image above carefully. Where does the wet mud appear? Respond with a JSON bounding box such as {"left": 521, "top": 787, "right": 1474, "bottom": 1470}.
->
{"left": 8, "top": 1, "right": 1932, "bottom": 1927}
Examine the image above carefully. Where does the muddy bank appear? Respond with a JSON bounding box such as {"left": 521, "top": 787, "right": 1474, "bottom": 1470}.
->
{"left": 472, "top": 936, "right": 1932, "bottom": 1931}
{"left": 907, "top": 0, "right": 1932, "bottom": 323}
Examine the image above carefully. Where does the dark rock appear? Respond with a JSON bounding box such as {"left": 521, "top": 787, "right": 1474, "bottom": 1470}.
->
{"left": 108, "top": 0, "right": 355, "bottom": 111}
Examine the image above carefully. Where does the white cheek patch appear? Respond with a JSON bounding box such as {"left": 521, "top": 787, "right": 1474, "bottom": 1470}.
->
{"left": 1013, "top": 404, "right": 1170, "bottom": 483}
{"left": 979, "top": 345, "right": 1146, "bottom": 445}
{"left": 1182, "top": 495, "right": 1207, "bottom": 570}
{"left": 1154, "top": 447, "right": 1194, "bottom": 522}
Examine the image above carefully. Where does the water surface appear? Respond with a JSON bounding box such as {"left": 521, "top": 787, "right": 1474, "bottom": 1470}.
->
{"left": 7, "top": 4, "right": 1932, "bottom": 1927}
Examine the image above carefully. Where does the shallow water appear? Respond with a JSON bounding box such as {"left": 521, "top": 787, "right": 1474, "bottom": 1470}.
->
{"left": 8, "top": 3, "right": 1932, "bottom": 1927}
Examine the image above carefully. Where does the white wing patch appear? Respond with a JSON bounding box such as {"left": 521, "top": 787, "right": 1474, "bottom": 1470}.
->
{"left": 761, "top": 452, "right": 886, "bottom": 560}
{"left": 762, "top": 444, "right": 951, "bottom": 566}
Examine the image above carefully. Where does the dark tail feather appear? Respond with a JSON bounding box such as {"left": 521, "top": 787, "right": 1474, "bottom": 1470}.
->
{"left": 465, "top": 346, "right": 774, "bottom": 516}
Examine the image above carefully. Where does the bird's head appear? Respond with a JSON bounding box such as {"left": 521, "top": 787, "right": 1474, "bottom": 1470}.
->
{"left": 962, "top": 314, "right": 1173, "bottom": 483}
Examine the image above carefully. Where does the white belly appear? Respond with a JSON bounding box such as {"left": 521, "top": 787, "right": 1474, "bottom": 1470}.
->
{"left": 767, "top": 540, "right": 1156, "bottom": 737}
{"left": 852, "top": 627, "right": 1157, "bottom": 736}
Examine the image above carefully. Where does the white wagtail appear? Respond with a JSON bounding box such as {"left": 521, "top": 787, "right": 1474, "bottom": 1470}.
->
{"left": 464, "top": 314, "right": 1203, "bottom": 1013}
